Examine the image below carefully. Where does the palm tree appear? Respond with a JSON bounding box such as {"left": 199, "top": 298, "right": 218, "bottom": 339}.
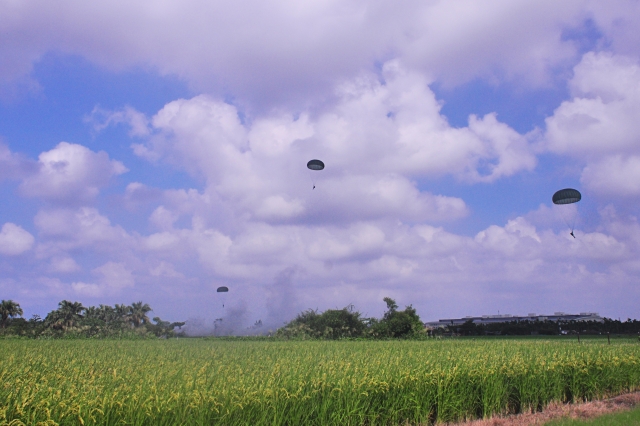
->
{"left": 57, "top": 300, "right": 85, "bottom": 329}
{"left": 98, "top": 304, "right": 116, "bottom": 323}
{"left": 84, "top": 306, "right": 99, "bottom": 319}
{"left": 129, "top": 302, "right": 152, "bottom": 328}
{"left": 114, "top": 304, "right": 131, "bottom": 326}
{"left": 0, "top": 300, "right": 23, "bottom": 328}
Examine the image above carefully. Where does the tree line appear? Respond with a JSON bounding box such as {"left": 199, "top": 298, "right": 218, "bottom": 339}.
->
{"left": 4, "top": 296, "right": 637, "bottom": 339}
{"left": 450, "top": 318, "right": 640, "bottom": 336}
{"left": 275, "top": 297, "right": 425, "bottom": 339}
{"left": 0, "top": 299, "right": 185, "bottom": 338}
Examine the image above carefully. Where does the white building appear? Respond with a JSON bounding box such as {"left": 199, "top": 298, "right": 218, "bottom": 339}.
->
{"left": 425, "top": 312, "right": 603, "bottom": 328}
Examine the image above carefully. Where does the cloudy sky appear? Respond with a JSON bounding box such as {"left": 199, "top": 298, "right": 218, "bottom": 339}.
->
{"left": 1, "top": 0, "right": 640, "bottom": 329}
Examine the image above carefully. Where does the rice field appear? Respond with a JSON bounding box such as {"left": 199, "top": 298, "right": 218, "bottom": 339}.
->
{"left": 1, "top": 338, "right": 639, "bottom": 425}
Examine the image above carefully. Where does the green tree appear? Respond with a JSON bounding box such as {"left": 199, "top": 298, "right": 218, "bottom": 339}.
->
{"left": 129, "top": 302, "right": 152, "bottom": 328}
{"left": 277, "top": 305, "right": 367, "bottom": 339}
{"left": 0, "top": 300, "right": 23, "bottom": 328}
{"left": 372, "top": 298, "right": 424, "bottom": 338}
{"left": 44, "top": 300, "right": 84, "bottom": 330}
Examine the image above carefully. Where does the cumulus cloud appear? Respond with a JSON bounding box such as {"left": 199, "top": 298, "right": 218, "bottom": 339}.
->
{"left": 123, "top": 182, "right": 163, "bottom": 211}
{"left": 2, "top": 1, "right": 633, "bottom": 107}
{"left": 20, "top": 142, "right": 128, "bottom": 203}
{"left": 48, "top": 256, "right": 81, "bottom": 273}
{"left": 4, "top": 1, "right": 640, "bottom": 323}
{"left": 0, "top": 223, "right": 35, "bottom": 255}
{"left": 545, "top": 52, "right": 640, "bottom": 158}
{"left": 581, "top": 155, "right": 640, "bottom": 196}
{"left": 86, "top": 105, "right": 150, "bottom": 137}
{"left": 72, "top": 262, "right": 135, "bottom": 297}
{"left": 34, "top": 207, "right": 133, "bottom": 252}
{"left": 544, "top": 52, "right": 640, "bottom": 197}
{"left": 128, "top": 62, "right": 539, "bottom": 230}
{"left": 0, "top": 143, "right": 36, "bottom": 182}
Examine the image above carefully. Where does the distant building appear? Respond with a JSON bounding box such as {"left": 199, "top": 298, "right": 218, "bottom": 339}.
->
{"left": 424, "top": 312, "right": 603, "bottom": 328}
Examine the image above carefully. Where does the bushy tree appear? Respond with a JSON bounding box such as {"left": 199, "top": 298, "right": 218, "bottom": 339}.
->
{"left": 277, "top": 305, "right": 367, "bottom": 339}
{"left": 370, "top": 298, "right": 425, "bottom": 338}
{"left": 0, "top": 300, "right": 23, "bottom": 328}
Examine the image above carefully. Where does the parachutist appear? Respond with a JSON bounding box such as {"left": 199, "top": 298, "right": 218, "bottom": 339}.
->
{"left": 307, "top": 160, "right": 324, "bottom": 191}
{"left": 553, "top": 188, "right": 582, "bottom": 239}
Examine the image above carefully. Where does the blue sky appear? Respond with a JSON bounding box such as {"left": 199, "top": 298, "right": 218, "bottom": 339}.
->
{"left": 1, "top": 1, "right": 640, "bottom": 331}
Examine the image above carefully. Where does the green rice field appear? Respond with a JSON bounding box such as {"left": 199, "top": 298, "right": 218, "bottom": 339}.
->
{"left": 1, "top": 337, "right": 639, "bottom": 425}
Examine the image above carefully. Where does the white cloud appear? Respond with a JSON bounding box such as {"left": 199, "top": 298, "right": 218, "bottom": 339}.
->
{"left": 0, "top": 143, "right": 35, "bottom": 182}
{"left": 144, "top": 231, "right": 181, "bottom": 251}
{"left": 254, "top": 196, "right": 305, "bottom": 220}
{"left": 544, "top": 52, "right": 640, "bottom": 197}
{"left": 34, "top": 207, "right": 133, "bottom": 251}
{"left": 72, "top": 261, "right": 135, "bottom": 297}
{"left": 581, "top": 155, "right": 640, "bottom": 196}
{"left": 545, "top": 52, "right": 640, "bottom": 158}
{"left": 93, "top": 261, "right": 135, "bottom": 289}
{"left": 123, "top": 182, "right": 163, "bottom": 210}
{"left": 5, "top": 2, "right": 640, "bottom": 322}
{"left": 588, "top": 1, "right": 640, "bottom": 58}
{"left": 86, "top": 105, "right": 150, "bottom": 137}
{"left": 20, "top": 142, "right": 128, "bottom": 203}
{"left": 130, "top": 63, "right": 539, "bottom": 229}
{"left": 0, "top": 223, "right": 35, "bottom": 255}
{"left": 48, "top": 256, "right": 80, "bottom": 273}
{"left": 149, "top": 261, "right": 184, "bottom": 278}
{"left": 2, "top": 1, "right": 631, "bottom": 107}
{"left": 71, "top": 282, "right": 103, "bottom": 297}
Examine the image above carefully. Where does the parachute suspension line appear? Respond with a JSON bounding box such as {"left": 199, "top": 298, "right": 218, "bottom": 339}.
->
{"left": 306, "top": 159, "right": 324, "bottom": 190}
{"left": 307, "top": 171, "right": 316, "bottom": 190}
{"left": 552, "top": 188, "right": 581, "bottom": 238}
{"left": 216, "top": 286, "right": 228, "bottom": 309}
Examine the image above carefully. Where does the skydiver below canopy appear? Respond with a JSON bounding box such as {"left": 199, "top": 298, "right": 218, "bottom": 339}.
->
{"left": 307, "top": 159, "right": 324, "bottom": 189}
{"left": 552, "top": 188, "right": 581, "bottom": 237}
{"left": 216, "top": 286, "right": 229, "bottom": 308}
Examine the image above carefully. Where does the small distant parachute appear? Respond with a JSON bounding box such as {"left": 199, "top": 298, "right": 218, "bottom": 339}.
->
{"left": 552, "top": 188, "right": 581, "bottom": 238}
{"left": 307, "top": 159, "right": 324, "bottom": 189}
{"left": 552, "top": 188, "right": 581, "bottom": 205}
{"left": 216, "top": 286, "right": 229, "bottom": 308}
{"left": 307, "top": 159, "right": 324, "bottom": 170}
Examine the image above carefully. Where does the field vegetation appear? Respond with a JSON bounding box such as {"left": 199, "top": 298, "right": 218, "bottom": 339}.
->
{"left": 2, "top": 338, "right": 640, "bottom": 425}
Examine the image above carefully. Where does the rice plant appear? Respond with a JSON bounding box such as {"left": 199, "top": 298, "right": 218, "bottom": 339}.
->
{"left": 1, "top": 338, "right": 639, "bottom": 425}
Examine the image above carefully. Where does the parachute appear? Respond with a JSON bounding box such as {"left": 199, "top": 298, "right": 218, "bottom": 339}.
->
{"left": 216, "top": 286, "right": 229, "bottom": 308}
{"left": 552, "top": 188, "right": 581, "bottom": 238}
{"left": 307, "top": 159, "right": 324, "bottom": 170}
{"left": 552, "top": 188, "right": 581, "bottom": 205}
{"left": 306, "top": 159, "right": 324, "bottom": 189}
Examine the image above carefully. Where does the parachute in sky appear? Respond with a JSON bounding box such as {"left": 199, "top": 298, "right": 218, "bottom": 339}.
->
{"left": 216, "top": 286, "right": 229, "bottom": 308}
{"left": 307, "top": 159, "right": 324, "bottom": 170}
{"left": 307, "top": 159, "right": 324, "bottom": 189}
{"left": 552, "top": 188, "right": 581, "bottom": 205}
{"left": 552, "top": 188, "right": 581, "bottom": 238}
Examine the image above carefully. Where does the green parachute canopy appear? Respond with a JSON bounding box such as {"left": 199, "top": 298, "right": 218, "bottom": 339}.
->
{"left": 216, "top": 286, "right": 229, "bottom": 293}
{"left": 552, "top": 188, "right": 581, "bottom": 205}
{"left": 307, "top": 159, "right": 325, "bottom": 170}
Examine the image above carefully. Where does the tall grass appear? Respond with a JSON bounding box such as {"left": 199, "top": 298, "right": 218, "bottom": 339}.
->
{"left": 1, "top": 338, "right": 639, "bottom": 425}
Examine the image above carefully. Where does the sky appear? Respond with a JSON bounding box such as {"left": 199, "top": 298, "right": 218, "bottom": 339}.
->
{"left": 1, "top": 0, "right": 640, "bottom": 331}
